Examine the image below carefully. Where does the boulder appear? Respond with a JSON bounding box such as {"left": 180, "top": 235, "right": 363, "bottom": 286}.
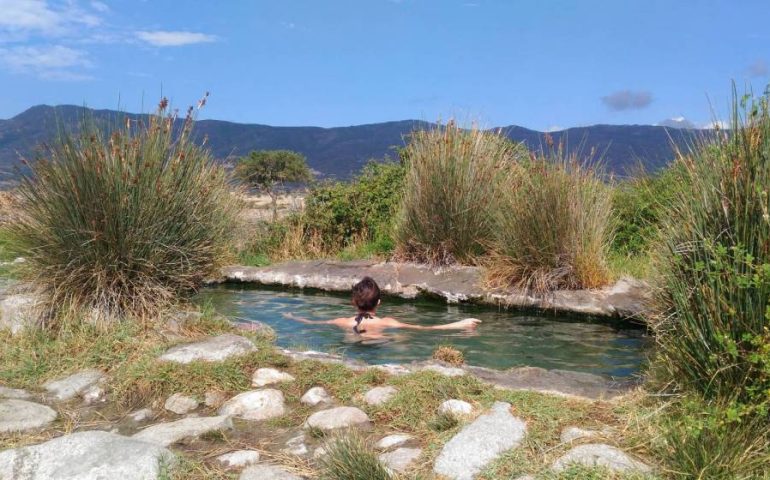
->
{"left": 204, "top": 391, "right": 228, "bottom": 408}
{"left": 216, "top": 450, "right": 261, "bottom": 469}
{"left": 43, "top": 369, "right": 105, "bottom": 402}
{"left": 0, "top": 293, "right": 42, "bottom": 335}
{"left": 552, "top": 443, "right": 651, "bottom": 474}
{"left": 376, "top": 433, "right": 413, "bottom": 450}
{"left": 560, "top": 426, "right": 602, "bottom": 443}
{"left": 300, "top": 386, "right": 332, "bottom": 406}
{"left": 128, "top": 408, "right": 154, "bottom": 423}
{"left": 218, "top": 389, "right": 286, "bottom": 421}
{"left": 379, "top": 447, "right": 422, "bottom": 474}
{"left": 252, "top": 368, "right": 295, "bottom": 387}
{"left": 239, "top": 464, "right": 302, "bottom": 480}
{"left": 0, "top": 430, "right": 174, "bottom": 480}
{"left": 164, "top": 393, "right": 199, "bottom": 415}
{"left": 0, "top": 399, "right": 57, "bottom": 433}
{"left": 132, "top": 415, "right": 233, "bottom": 447}
{"left": 0, "top": 385, "right": 31, "bottom": 399}
{"left": 363, "top": 386, "right": 397, "bottom": 406}
{"left": 158, "top": 334, "right": 257, "bottom": 364}
{"left": 282, "top": 433, "right": 309, "bottom": 456}
{"left": 305, "top": 406, "right": 371, "bottom": 432}
{"left": 433, "top": 402, "right": 527, "bottom": 480}
{"left": 82, "top": 384, "right": 106, "bottom": 405}
{"left": 438, "top": 399, "right": 474, "bottom": 417}
{"left": 420, "top": 364, "right": 466, "bottom": 377}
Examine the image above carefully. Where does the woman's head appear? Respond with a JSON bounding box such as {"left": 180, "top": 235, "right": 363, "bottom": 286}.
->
{"left": 352, "top": 276, "right": 381, "bottom": 312}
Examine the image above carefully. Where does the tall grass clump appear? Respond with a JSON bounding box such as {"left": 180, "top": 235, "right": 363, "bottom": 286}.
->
{"left": 653, "top": 89, "right": 770, "bottom": 420}
{"left": 395, "top": 121, "right": 523, "bottom": 264}
{"left": 9, "top": 97, "right": 239, "bottom": 326}
{"left": 319, "top": 433, "right": 393, "bottom": 480}
{"left": 487, "top": 147, "right": 613, "bottom": 291}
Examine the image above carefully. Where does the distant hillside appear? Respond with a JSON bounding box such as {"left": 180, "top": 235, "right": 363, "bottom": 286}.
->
{"left": 0, "top": 105, "right": 699, "bottom": 181}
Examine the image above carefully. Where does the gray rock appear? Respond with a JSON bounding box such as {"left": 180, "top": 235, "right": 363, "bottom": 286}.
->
{"left": 438, "top": 399, "right": 474, "bottom": 417}
{"left": 376, "top": 433, "right": 413, "bottom": 450}
{"left": 552, "top": 443, "right": 651, "bottom": 474}
{"left": 0, "top": 385, "right": 31, "bottom": 399}
{"left": 371, "top": 364, "right": 412, "bottom": 376}
{"left": 0, "top": 399, "right": 57, "bottom": 433}
{"left": 252, "top": 368, "right": 295, "bottom": 387}
{"left": 158, "top": 334, "right": 257, "bottom": 364}
{"left": 379, "top": 447, "right": 422, "bottom": 474}
{"left": 43, "top": 369, "right": 105, "bottom": 401}
{"left": 282, "top": 433, "right": 309, "bottom": 456}
{"left": 82, "top": 384, "right": 106, "bottom": 405}
{"left": 305, "top": 406, "right": 371, "bottom": 432}
{"left": 0, "top": 293, "right": 42, "bottom": 335}
{"left": 239, "top": 464, "right": 302, "bottom": 480}
{"left": 216, "top": 450, "right": 260, "bottom": 469}
{"left": 218, "top": 389, "right": 286, "bottom": 421}
{"left": 128, "top": 408, "right": 153, "bottom": 423}
{"left": 363, "top": 386, "right": 397, "bottom": 406}
{"left": 0, "top": 430, "right": 173, "bottom": 480}
{"left": 164, "top": 393, "right": 199, "bottom": 414}
{"left": 560, "top": 426, "right": 602, "bottom": 443}
{"left": 132, "top": 415, "right": 233, "bottom": 446}
{"left": 434, "top": 402, "right": 527, "bottom": 480}
{"left": 300, "top": 386, "right": 332, "bottom": 406}
{"left": 204, "top": 390, "right": 228, "bottom": 408}
{"left": 420, "top": 364, "right": 466, "bottom": 377}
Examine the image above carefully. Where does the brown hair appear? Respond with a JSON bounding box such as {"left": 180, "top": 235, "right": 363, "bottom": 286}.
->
{"left": 352, "top": 276, "right": 381, "bottom": 311}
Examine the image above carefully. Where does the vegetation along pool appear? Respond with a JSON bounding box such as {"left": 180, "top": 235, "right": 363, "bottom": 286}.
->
{"left": 199, "top": 285, "right": 648, "bottom": 378}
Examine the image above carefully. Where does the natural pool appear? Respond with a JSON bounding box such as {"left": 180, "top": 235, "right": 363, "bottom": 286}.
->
{"left": 198, "top": 284, "right": 648, "bottom": 379}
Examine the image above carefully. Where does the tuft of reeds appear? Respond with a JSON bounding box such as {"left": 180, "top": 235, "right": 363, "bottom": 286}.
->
{"left": 9, "top": 97, "right": 239, "bottom": 327}
{"left": 395, "top": 121, "right": 523, "bottom": 265}
{"left": 652, "top": 89, "right": 770, "bottom": 407}
{"left": 319, "top": 432, "right": 393, "bottom": 480}
{"left": 486, "top": 147, "right": 613, "bottom": 292}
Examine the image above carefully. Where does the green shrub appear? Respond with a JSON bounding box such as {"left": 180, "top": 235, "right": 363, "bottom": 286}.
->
{"left": 395, "top": 122, "right": 523, "bottom": 264}
{"left": 320, "top": 433, "right": 393, "bottom": 480}
{"left": 653, "top": 90, "right": 770, "bottom": 410}
{"left": 488, "top": 151, "right": 614, "bottom": 291}
{"left": 10, "top": 98, "right": 239, "bottom": 325}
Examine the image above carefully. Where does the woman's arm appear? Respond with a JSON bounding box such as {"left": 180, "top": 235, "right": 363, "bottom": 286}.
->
{"left": 281, "top": 312, "right": 336, "bottom": 325}
{"left": 384, "top": 317, "right": 481, "bottom": 330}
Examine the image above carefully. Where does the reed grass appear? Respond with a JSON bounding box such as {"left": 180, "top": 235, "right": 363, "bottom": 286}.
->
{"left": 9, "top": 97, "right": 239, "bottom": 326}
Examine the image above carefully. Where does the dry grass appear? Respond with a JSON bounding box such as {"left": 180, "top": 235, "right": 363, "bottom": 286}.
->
{"left": 431, "top": 345, "right": 465, "bottom": 366}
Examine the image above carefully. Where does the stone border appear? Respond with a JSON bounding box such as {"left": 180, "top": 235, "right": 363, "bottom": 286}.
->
{"left": 216, "top": 260, "right": 651, "bottom": 319}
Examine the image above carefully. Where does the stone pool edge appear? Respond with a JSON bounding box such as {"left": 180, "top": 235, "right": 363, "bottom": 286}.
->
{"left": 215, "top": 260, "right": 652, "bottom": 320}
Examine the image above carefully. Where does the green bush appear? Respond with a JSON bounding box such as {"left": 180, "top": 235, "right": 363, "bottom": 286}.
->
{"left": 654, "top": 90, "right": 770, "bottom": 411}
{"left": 320, "top": 433, "right": 393, "bottom": 480}
{"left": 10, "top": 99, "right": 239, "bottom": 325}
{"left": 396, "top": 122, "right": 523, "bottom": 264}
{"left": 488, "top": 151, "right": 614, "bottom": 291}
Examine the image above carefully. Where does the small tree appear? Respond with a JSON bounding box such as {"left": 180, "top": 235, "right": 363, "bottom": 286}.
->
{"left": 235, "top": 149, "right": 313, "bottom": 220}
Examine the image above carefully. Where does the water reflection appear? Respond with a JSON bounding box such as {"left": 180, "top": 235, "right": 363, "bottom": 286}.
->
{"left": 197, "top": 285, "right": 648, "bottom": 378}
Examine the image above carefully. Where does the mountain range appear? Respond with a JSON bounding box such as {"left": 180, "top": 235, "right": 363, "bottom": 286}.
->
{"left": 0, "top": 105, "right": 701, "bottom": 181}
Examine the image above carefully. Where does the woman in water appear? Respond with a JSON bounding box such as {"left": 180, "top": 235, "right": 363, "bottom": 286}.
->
{"left": 282, "top": 276, "right": 480, "bottom": 340}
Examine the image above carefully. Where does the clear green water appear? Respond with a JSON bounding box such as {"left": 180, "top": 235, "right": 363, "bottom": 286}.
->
{"left": 198, "top": 285, "right": 648, "bottom": 378}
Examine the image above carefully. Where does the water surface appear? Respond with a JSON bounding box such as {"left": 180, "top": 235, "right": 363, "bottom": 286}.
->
{"left": 198, "top": 285, "right": 648, "bottom": 378}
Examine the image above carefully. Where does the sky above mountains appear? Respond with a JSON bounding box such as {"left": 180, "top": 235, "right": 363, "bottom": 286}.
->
{"left": 1, "top": 0, "right": 769, "bottom": 130}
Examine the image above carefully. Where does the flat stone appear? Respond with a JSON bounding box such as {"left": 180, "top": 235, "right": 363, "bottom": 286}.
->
{"left": 376, "top": 433, "right": 413, "bottom": 450}
{"left": 0, "top": 430, "right": 173, "bottom": 480}
{"left": 372, "top": 364, "right": 412, "bottom": 376}
{"left": 379, "top": 447, "right": 422, "bottom": 474}
{"left": 305, "top": 406, "right": 371, "bottom": 432}
{"left": 252, "top": 368, "right": 295, "bottom": 387}
{"left": 434, "top": 402, "right": 527, "bottom": 480}
{"left": 218, "top": 389, "right": 286, "bottom": 421}
{"left": 438, "top": 399, "right": 474, "bottom": 417}
{"left": 204, "top": 391, "right": 228, "bottom": 408}
{"left": 0, "top": 399, "right": 57, "bottom": 433}
{"left": 132, "top": 415, "right": 233, "bottom": 446}
{"left": 560, "top": 426, "right": 602, "bottom": 443}
{"left": 164, "top": 393, "right": 199, "bottom": 414}
{"left": 158, "top": 334, "right": 257, "bottom": 364}
{"left": 128, "top": 408, "right": 153, "bottom": 423}
{"left": 420, "top": 364, "right": 466, "bottom": 377}
{"left": 300, "top": 386, "right": 333, "bottom": 406}
{"left": 216, "top": 450, "right": 260, "bottom": 469}
{"left": 282, "top": 433, "right": 309, "bottom": 456}
{"left": 0, "top": 293, "right": 42, "bottom": 335}
{"left": 43, "top": 369, "right": 105, "bottom": 401}
{"left": 363, "top": 386, "right": 397, "bottom": 406}
{"left": 0, "top": 385, "right": 31, "bottom": 399}
{"left": 552, "top": 443, "right": 651, "bottom": 474}
{"left": 240, "top": 464, "right": 302, "bottom": 480}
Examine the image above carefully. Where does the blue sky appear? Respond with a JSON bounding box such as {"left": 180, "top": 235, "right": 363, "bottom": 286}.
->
{"left": 1, "top": 0, "right": 768, "bottom": 130}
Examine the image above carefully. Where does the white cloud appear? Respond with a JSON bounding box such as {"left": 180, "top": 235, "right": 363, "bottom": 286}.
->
{"left": 0, "top": 44, "right": 92, "bottom": 80}
{"left": 658, "top": 116, "right": 697, "bottom": 129}
{"left": 0, "top": 0, "right": 101, "bottom": 35}
{"left": 136, "top": 30, "right": 217, "bottom": 47}
{"left": 545, "top": 125, "right": 563, "bottom": 132}
{"left": 90, "top": 1, "right": 108, "bottom": 13}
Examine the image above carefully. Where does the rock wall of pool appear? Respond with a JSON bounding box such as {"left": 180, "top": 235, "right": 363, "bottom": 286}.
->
{"left": 196, "top": 283, "right": 649, "bottom": 384}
